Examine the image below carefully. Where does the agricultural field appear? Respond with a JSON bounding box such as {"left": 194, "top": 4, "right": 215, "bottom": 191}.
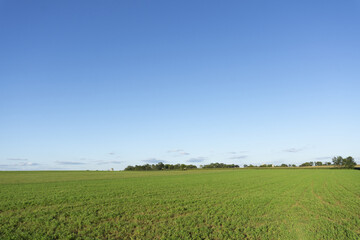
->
{"left": 0, "top": 169, "right": 359, "bottom": 239}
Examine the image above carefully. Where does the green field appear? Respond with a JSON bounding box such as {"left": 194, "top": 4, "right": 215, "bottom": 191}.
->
{"left": 1, "top": 169, "right": 359, "bottom": 239}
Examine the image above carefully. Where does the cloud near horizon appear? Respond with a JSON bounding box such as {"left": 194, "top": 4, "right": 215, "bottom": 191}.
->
{"left": 187, "top": 157, "right": 206, "bottom": 163}
{"left": 228, "top": 151, "right": 248, "bottom": 154}
{"left": 315, "top": 156, "right": 332, "bottom": 160}
{"left": 19, "top": 162, "right": 39, "bottom": 166}
{"left": 56, "top": 161, "right": 86, "bottom": 165}
{"left": 7, "top": 158, "right": 28, "bottom": 161}
{"left": 97, "top": 161, "right": 123, "bottom": 165}
{"left": 229, "top": 155, "right": 248, "bottom": 160}
{"left": 167, "top": 149, "right": 190, "bottom": 156}
{"left": 142, "top": 158, "right": 166, "bottom": 164}
{"left": 0, "top": 162, "right": 39, "bottom": 168}
{"left": 283, "top": 147, "right": 305, "bottom": 153}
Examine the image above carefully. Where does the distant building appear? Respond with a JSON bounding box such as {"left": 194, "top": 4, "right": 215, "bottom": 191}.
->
{"left": 110, "top": 168, "right": 114, "bottom": 171}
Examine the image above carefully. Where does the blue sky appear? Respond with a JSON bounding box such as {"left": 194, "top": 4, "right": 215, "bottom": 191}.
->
{"left": 1, "top": 0, "right": 359, "bottom": 170}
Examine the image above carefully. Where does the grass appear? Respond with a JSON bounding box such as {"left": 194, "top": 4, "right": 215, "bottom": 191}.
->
{"left": 0, "top": 169, "right": 359, "bottom": 239}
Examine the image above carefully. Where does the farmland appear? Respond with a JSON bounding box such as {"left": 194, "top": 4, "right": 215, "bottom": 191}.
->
{"left": 0, "top": 169, "right": 359, "bottom": 239}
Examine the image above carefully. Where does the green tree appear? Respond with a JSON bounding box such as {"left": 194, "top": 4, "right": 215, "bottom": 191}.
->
{"left": 155, "top": 162, "right": 165, "bottom": 170}
{"left": 300, "top": 162, "right": 312, "bottom": 167}
{"left": 343, "top": 156, "right": 356, "bottom": 169}
{"left": 332, "top": 156, "right": 343, "bottom": 167}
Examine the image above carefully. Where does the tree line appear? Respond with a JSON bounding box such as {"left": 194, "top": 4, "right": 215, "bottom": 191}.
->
{"left": 124, "top": 162, "right": 239, "bottom": 171}
{"left": 244, "top": 156, "right": 356, "bottom": 169}
{"left": 124, "top": 156, "right": 357, "bottom": 171}
{"left": 201, "top": 163, "right": 239, "bottom": 168}
{"left": 331, "top": 156, "right": 357, "bottom": 168}
{"left": 298, "top": 156, "right": 356, "bottom": 168}
{"left": 124, "top": 162, "right": 197, "bottom": 171}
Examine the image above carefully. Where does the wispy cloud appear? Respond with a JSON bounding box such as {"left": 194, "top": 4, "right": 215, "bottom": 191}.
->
{"left": 142, "top": 158, "right": 166, "bottom": 164}
{"left": 187, "top": 157, "right": 206, "bottom": 163}
{"left": 180, "top": 152, "right": 190, "bottom": 155}
{"left": 283, "top": 147, "right": 305, "bottom": 153}
{"left": 167, "top": 149, "right": 190, "bottom": 156}
{"left": 315, "top": 156, "right": 331, "bottom": 160}
{"left": 7, "top": 158, "right": 28, "bottom": 161}
{"left": 167, "top": 149, "right": 182, "bottom": 153}
{"left": 229, "top": 155, "right": 248, "bottom": 160}
{"left": 18, "top": 162, "right": 39, "bottom": 166}
{"left": 0, "top": 162, "right": 39, "bottom": 168}
{"left": 228, "top": 151, "right": 247, "bottom": 154}
{"left": 56, "top": 161, "right": 85, "bottom": 165}
{"left": 97, "top": 161, "right": 123, "bottom": 165}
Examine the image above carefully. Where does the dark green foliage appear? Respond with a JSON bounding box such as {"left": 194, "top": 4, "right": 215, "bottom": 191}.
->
{"left": 332, "top": 156, "right": 344, "bottom": 166}
{"left": 260, "top": 164, "right": 273, "bottom": 167}
{"left": 244, "top": 164, "right": 257, "bottom": 168}
{"left": 343, "top": 156, "right": 357, "bottom": 169}
{"left": 300, "top": 162, "right": 313, "bottom": 167}
{"left": 124, "top": 162, "right": 197, "bottom": 171}
{"left": 201, "top": 162, "right": 239, "bottom": 168}
{"left": 332, "top": 156, "right": 357, "bottom": 169}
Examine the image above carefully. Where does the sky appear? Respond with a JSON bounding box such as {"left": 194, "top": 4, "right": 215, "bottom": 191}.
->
{"left": 1, "top": 0, "right": 360, "bottom": 170}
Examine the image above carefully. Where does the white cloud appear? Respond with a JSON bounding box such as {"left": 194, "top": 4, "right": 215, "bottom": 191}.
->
{"left": 56, "top": 161, "right": 85, "bottom": 165}
{"left": 7, "top": 158, "right": 28, "bottom": 161}
{"left": 229, "top": 155, "right": 248, "bottom": 160}
{"left": 283, "top": 147, "right": 305, "bottom": 153}
{"left": 167, "top": 149, "right": 190, "bottom": 156}
{"left": 142, "top": 158, "right": 166, "bottom": 164}
{"left": 187, "top": 157, "right": 206, "bottom": 163}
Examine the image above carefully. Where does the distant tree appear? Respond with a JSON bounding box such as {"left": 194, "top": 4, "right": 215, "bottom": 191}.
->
{"left": 332, "top": 156, "right": 343, "bottom": 167}
{"left": 144, "top": 164, "right": 152, "bottom": 171}
{"left": 315, "top": 161, "right": 323, "bottom": 166}
{"left": 280, "top": 164, "right": 288, "bottom": 167}
{"left": 124, "top": 163, "right": 197, "bottom": 171}
{"left": 332, "top": 156, "right": 356, "bottom": 168}
{"left": 343, "top": 156, "right": 356, "bottom": 169}
{"left": 259, "top": 164, "right": 272, "bottom": 167}
{"left": 300, "top": 162, "right": 312, "bottom": 167}
{"left": 187, "top": 164, "right": 197, "bottom": 169}
{"left": 124, "top": 165, "right": 135, "bottom": 171}
{"left": 202, "top": 163, "right": 239, "bottom": 169}
{"left": 155, "top": 162, "right": 165, "bottom": 170}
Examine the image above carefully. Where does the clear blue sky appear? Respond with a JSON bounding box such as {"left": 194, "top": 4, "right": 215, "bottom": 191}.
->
{"left": 1, "top": 0, "right": 359, "bottom": 170}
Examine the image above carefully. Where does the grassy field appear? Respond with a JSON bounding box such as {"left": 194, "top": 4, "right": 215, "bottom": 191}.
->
{"left": 0, "top": 169, "right": 359, "bottom": 239}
